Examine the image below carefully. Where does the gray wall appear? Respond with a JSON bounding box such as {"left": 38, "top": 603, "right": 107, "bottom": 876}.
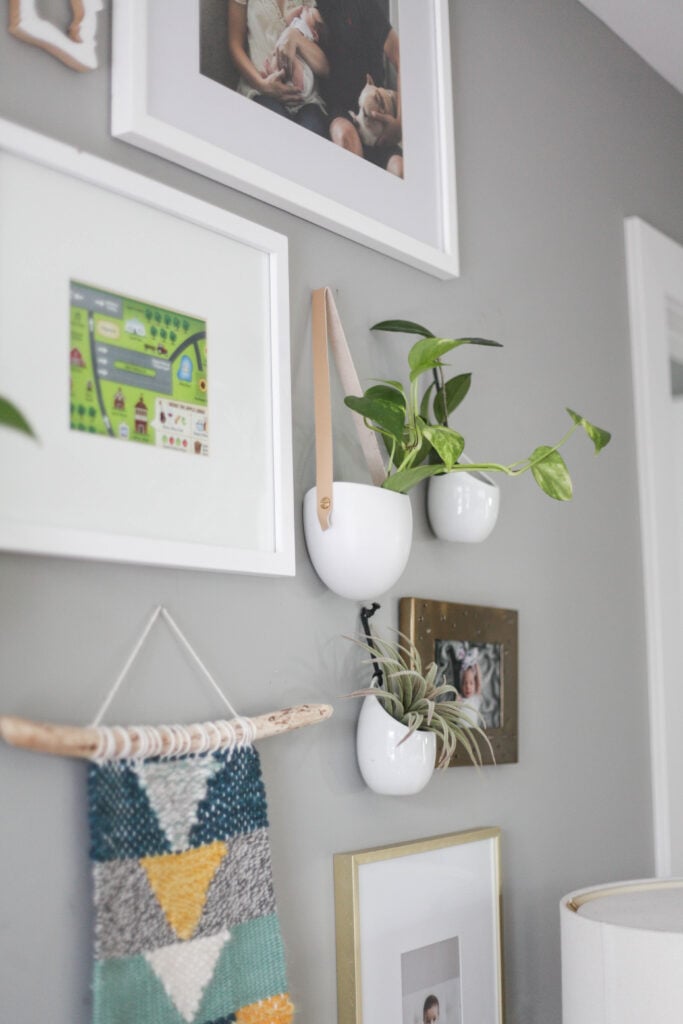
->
{"left": 1, "top": 2, "right": 682, "bottom": 1022}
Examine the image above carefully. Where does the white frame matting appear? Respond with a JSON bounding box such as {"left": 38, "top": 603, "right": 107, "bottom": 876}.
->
{"left": 626, "top": 216, "right": 683, "bottom": 875}
{"left": 0, "top": 119, "right": 294, "bottom": 576}
{"left": 334, "top": 828, "right": 503, "bottom": 1024}
{"left": 111, "top": 0, "right": 458, "bottom": 279}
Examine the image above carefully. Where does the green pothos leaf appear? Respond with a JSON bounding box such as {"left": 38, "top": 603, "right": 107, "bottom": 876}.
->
{"left": 566, "top": 408, "right": 611, "bottom": 453}
{"left": 371, "top": 319, "right": 435, "bottom": 337}
{"left": 530, "top": 446, "right": 573, "bottom": 500}
{"left": 0, "top": 397, "right": 35, "bottom": 437}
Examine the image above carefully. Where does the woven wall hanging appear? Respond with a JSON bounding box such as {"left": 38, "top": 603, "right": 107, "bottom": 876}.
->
{"left": 1, "top": 606, "right": 332, "bottom": 1024}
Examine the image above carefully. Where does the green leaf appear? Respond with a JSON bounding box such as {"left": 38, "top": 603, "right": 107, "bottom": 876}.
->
{"left": 567, "top": 408, "right": 611, "bottom": 453}
{"left": 420, "top": 381, "right": 437, "bottom": 420}
{"left": 383, "top": 463, "right": 449, "bottom": 492}
{"left": 530, "top": 446, "right": 573, "bottom": 500}
{"left": 380, "top": 432, "right": 406, "bottom": 470}
{"left": 433, "top": 373, "right": 472, "bottom": 423}
{"left": 0, "top": 397, "right": 35, "bottom": 437}
{"left": 371, "top": 319, "right": 435, "bottom": 337}
{"left": 408, "top": 337, "right": 502, "bottom": 382}
{"left": 422, "top": 425, "right": 465, "bottom": 470}
{"left": 411, "top": 435, "right": 434, "bottom": 470}
{"left": 371, "top": 691, "right": 405, "bottom": 717}
{"left": 424, "top": 662, "right": 438, "bottom": 688}
{"left": 407, "top": 675, "right": 427, "bottom": 710}
{"left": 408, "top": 337, "right": 465, "bottom": 380}
{"left": 344, "top": 394, "right": 405, "bottom": 443}
{"left": 398, "top": 712, "right": 424, "bottom": 744}
{"left": 363, "top": 383, "right": 406, "bottom": 405}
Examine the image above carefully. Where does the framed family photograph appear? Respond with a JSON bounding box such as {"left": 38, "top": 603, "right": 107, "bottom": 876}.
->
{"left": 334, "top": 828, "right": 504, "bottom": 1024}
{"left": 112, "top": 0, "right": 458, "bottom": 279}
{"left": 0, "top": 119, "right": 294, "bottom": 576}
{"left": 399, "top": 598, "right": 519, "bottom": 766}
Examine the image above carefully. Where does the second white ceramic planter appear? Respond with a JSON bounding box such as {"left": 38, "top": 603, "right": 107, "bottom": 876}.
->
{"left": 427, "top": 468, "right": 500, "bottom": 543}
{"left": 303, "top": 481, "right": 412, "bottom": 600}
{"left": 356, "top": 695, "right": 436, "bottom": 795}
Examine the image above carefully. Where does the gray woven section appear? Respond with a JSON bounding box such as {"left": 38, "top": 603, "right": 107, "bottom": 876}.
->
{"left": 94, "top": 828, "right": 276, "bottom": 956}
{"left": 93, "top": 859, "right": 177, "bottom": 959}
{"left": 197, "top": 827, "right": 276, "bottom": 936}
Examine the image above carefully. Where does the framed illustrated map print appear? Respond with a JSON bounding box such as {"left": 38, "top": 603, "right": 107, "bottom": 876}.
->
{"left": 0, "top": 119, "right": 294, "bottom": 576}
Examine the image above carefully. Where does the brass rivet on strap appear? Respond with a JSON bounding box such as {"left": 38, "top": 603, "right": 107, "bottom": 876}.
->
{"left": 320, "top": 497, "right": 331, "bottom": 511}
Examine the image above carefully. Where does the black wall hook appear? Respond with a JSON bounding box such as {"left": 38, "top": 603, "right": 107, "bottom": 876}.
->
{"left": 360, "top": 603, "right": 384, "bottom": 688}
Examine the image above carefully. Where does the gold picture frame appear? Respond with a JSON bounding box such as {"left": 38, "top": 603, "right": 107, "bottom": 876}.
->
{"left": 399, "top": 597, "right": 518, "bottom": 767}
{"left": 334, "top": 828, "right": 504, "bottom": 1024}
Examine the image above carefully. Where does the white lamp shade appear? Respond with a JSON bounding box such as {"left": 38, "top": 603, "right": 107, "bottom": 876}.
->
{"left": 561, "top": 879, "right": 683, "bottom": 1024}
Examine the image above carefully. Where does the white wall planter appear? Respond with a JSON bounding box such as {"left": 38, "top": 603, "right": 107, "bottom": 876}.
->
{"left": 427, "top": 468, "right": 500, "bottom": 542}
{"left": 303, "top": 482, "right": 412, "bottom": 600}
{"left": 356, "top": 695, "right": 436, "bottom": 795}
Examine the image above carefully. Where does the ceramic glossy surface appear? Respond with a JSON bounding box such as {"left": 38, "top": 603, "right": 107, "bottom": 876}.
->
{"left": 303, "top": 482, "right": 412, "bottom": 600}
{"left": 356, "top": 695, "right": 435, "bottom": 795}
{"left": 427, "top": 469, "right": 500, "bottom": 542}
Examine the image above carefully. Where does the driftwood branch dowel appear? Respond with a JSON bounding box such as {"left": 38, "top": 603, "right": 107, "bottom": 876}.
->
{"left": 0, "top": 703, "right": 334, "bottom": 761}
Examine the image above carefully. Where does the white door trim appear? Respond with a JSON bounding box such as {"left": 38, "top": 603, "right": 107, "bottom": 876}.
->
{"left": 626, "top": 217, "right": 683, "bottom": 876}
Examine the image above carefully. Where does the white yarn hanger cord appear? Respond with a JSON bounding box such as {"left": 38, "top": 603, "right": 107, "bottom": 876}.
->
{"left": 90, "top": 605, "right": 248, "bottom": 761}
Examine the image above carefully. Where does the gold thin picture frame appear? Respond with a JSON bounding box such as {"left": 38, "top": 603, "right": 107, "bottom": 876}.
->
{"left": 334, "top": 828, "right": 504, "bottom": 1024}
{"left": 399, "top": 597, "right": 518, "bottom": 767}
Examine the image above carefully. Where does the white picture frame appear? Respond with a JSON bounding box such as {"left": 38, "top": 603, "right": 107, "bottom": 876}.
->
{"left": 111, "top": 0, "right": 458, "bottom": 280}
{"left": 0, "top": 118, "right": 294, "bottom": 576}
{"left": 334, "top": 828, "right": 503, "bottom": 1024}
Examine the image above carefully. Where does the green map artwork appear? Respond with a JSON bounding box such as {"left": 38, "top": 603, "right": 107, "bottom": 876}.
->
{"left": 69, "top": 281, "right": 208, "bottom": 456}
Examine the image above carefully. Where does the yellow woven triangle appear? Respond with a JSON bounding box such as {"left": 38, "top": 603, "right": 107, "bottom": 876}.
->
{"left": 141, "top": 841, "right": 227, "bottom": 941}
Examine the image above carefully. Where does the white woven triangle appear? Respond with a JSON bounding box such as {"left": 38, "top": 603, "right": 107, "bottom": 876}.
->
{"left": 144, "top": 930, "right": 230, "bottom": 1023}
{"left": 136, "top": 760, "right": 221, "bottom": 852}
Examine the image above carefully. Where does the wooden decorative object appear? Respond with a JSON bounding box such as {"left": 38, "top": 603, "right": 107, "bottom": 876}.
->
{"left": 8, "top": 0, "right": 102, "bottom": 72}
{"left": 0, "top": 704, "right": 334, "bottom": 761}
{"left": 400, "top": 596, "right": 518, "bottom": 767}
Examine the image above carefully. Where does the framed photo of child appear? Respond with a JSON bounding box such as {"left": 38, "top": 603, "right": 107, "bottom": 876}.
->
{"left": 334, "top": 829, "right": 503, "bottom": 1024}
{"left": 112, "top": 0, "right": 458, "bottom": 279}
{"left": 401, "top": 937, "right": 463, "bottom": 1024}
{"left": 399, "top": 597, "right": 519, "bottom": 767}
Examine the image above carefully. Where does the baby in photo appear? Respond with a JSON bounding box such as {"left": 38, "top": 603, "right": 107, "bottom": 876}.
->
{"left": 262, "top": 5, "right": 329, "bottom": 108}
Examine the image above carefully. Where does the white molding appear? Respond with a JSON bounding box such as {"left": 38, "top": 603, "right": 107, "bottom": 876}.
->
{"left": 626, "top": 216, "right": 683, "bottom": 875}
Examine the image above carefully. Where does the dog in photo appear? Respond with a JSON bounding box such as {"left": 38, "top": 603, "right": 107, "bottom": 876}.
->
{"left": 350, "top": 74, "right": 399, "bottom": 148}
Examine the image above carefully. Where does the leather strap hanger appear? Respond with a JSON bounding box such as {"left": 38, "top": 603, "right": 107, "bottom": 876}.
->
{"left": 311, "top": 287, "right": 386, "bottom": 530}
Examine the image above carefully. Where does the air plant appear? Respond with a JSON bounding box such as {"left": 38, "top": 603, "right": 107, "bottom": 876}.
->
{"left": 346, "top": 629, "right": 493, "bottom": 769}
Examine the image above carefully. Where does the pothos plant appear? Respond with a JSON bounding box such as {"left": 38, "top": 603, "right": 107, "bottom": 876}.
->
{"left": 344, "top": 319, "right": 611, "bottom": 498}
{"left": 0, "top": 396, "right": 34, "bottom": 438}
{"left": 347, "top": 630, "right": 493, "bottom": 769}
